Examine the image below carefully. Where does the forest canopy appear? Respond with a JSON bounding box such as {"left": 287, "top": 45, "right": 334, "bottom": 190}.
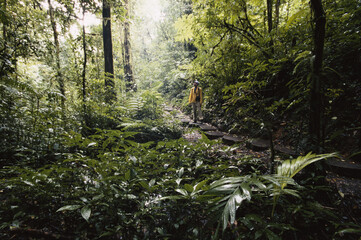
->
{"left": 1, "top": 0, "right": 361, "bottom": 239}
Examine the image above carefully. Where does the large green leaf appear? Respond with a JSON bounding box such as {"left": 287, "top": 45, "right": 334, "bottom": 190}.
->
{"left": 276, "top": 152, "right": 337, "bottom": 189}
{"left": 285, "top": 9, "right": 307, "bottom": 30}
{"left": 272, "top": 152, "right": 338, "bottom": 216}
{"left": 81, "top": 206, "right": 91, "bottom": 221}
{"left": 57, "top": 205, "right": 82, "bottom": 212}
{"left": 175, "top": 188, "right": 188, "bottom": 196}
{"left": 221, "top": 185, "right": 251, "bottom": 230}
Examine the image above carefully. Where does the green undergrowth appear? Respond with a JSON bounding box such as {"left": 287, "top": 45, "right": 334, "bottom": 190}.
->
{"left": 0, "top": 126, "right": 359, "bottom": 239}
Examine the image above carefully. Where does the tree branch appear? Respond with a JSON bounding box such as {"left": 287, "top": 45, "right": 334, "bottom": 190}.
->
{"left": 222, "top": 20, "right": 270, "bottom": 59}
{"left": 210, "top": 30, "right": 230, "bottom": 56}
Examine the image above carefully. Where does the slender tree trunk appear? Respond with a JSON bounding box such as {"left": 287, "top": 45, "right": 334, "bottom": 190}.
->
{"left": 48, "top": 0, "right": 65, "bottom": 110}
{"left": 266, "top": 0, "right": 274, "bottom": 53}
{"left": 81, "top": 5, "right": 88, "bottom": 129}
{"left": 267, "top": 0, "right": 273, "bottom": 33}
{"left": 123, "top": 0, "right": 136, "bottom": 92}
{"left": 275, "top": 0, "right": 281, "bottom": 29}
{"left": 268, "top": 128, "right": 275, "bottom": 173}
{"left": 102, "top": 0, "right": 116, "bottom": 103}
{"left": 309, "top": 0, "right": 326, "bottom": 153}
{"left": 286, "top": 0, "right": 291, "bottom": 21}
{"left": 2, "top": 0, "right": 6, "bottom": 39}
{"left": 82, "top": 7, "right": 87, "bottom": 104}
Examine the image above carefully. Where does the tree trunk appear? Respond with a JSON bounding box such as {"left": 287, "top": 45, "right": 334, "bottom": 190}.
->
{"left": 267, "top": 0, "right": 273, "bottom": 33}
{"left": 268, "top": 128, "right": 275, "bottom": 174}
{"left": 266, "top": 0, "right": 274, "bottom": 53}
{"left": 2, "top": 0, "right": 6, "bottom": 39}
{"left": 48, "top": 0, "right": 65, "bottom": 110}
{"left": 81, "top": 5, "right": 88, "bottom": 129}
{"left": 82, "top": 6, "right": 87, "bottom": 104}
{"left": 309, "top": 0, "right": 326, "bottom": 153}
{"left": 275, "top": 0, "right": 281, "bottom": 29}
{"left": 102, "top": 0, "right": 116, "bottom": 103}
{"left": 123, "top": 0, "right": 136, "bottom": 92}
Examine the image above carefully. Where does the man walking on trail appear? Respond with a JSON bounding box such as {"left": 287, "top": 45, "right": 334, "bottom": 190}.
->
{"left": 189, "top": 80, "right": 203, "bottom": 123}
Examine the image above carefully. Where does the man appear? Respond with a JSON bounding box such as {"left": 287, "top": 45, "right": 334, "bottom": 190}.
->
{"left": 188, "top": 80, "right": 203, "bottom": 123}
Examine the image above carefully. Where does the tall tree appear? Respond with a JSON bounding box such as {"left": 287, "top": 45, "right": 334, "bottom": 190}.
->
{"left": 102, "top": 0, "right": 116, "bottom": 102}
{"left": 266, "top": 0, "right": 274, "bottom": 53}
{"left": 48, "top": 0, "right": 65, "bottom": 110}
{"left": 81, "top": 2, "right": 87, "bottom": 104}
{"left": 2, "top": 0, "right": 6, "bottom": 39}
{"left": 266, "top": 0, "right": 273, "bottom": 33}
{"left": 123, "top": 0, "right": 136, "bottom": 92}
{"left": 275, "top": 0, "right": 281, "bottom": 29}
{"left": 309, "top": 0, "right": 326, "bottom": 152}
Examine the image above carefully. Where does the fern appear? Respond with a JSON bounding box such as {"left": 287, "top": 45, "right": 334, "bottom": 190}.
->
{"left": 0, "top": 75, "right": 38, "bottom": 97}
{"left": 125, "top": 96, "right": 145, "bottom": 115}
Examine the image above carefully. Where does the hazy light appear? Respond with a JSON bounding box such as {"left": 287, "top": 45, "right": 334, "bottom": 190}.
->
{"left": 138, "top": 0, "right": 164, "bottom": 22}
{"left": 69, "top": 11, "right": 100, "bottom": 36}
{"left": 83, "top": 12, "right": 101, "bottom": 27}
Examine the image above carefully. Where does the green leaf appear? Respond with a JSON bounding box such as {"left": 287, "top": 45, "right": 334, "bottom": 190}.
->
{"left": 286, "top": 9, "right": 307, "bottom": 30}
{"left": 184, "top": 184, "right": 194, "bottom": 193}
{"left": 194, "top": 179, "right": 208, "bottom": 192}
{"left": 57, "top": 205, "right": 82, "bottom": 212}
{"left": 176, "top": 178, "right": 182, "bottom": 186}
{"left": 156, "top": 195, "right": 185, "bottom": 201}
{"left": 255, "top": 230, "right": 263, "bottom": 239}
{"left": 87, "top": 142, "right": 97, "bottom": 147}
{"left": 272, "top": 152, "right": 338, "bottom": 216}
{"left": 265, "top": 229, "right": 281, "bottom": 240}
{"left": 178, "top": 167, "right": 184, "bottom": 177}
{"left": 92, "top": 194, "right": 104, "bottom": 201}
{"left": 149, "top": 179, "right": 156, "bottom": 187}
{"left": 222, "top": 187, "right": 250, "bottom": 230}
{"left": 140, "top": 180, "right": 150, "bottom": 190}
{"left": 23, "top": 180, "right": 34, "bottom": 186}
{"left": 175, "top": 188, "right": 188, "bottom": 196}
{"left": 336, "top": 228, "right": 361, "bottom": 235}
{"left": 125, "top": 170, "right": 131, "bottom": 181}
{"left": 276, "top": 152, "right": 337, "bottom": 181}
{"left": 81, "top": 206, "right": 91, "bottom": 221}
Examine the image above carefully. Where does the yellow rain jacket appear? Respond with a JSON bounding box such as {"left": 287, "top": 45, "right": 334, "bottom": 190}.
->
{"left": 189, "top": 86, "right": 203, "bottom": 104}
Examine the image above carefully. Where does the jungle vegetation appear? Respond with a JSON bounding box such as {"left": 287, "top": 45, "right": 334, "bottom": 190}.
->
{"left": 1, "top": 0, "right": 360, "bottom": 239}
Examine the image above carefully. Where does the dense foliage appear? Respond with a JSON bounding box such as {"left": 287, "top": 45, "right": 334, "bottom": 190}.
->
{"left": 2, "top": 126, "right": 358, "bottom": 239}
{"left": 174, "top": 0, "right": 361, "bottom": 154}
{"left": 1, "top": 0, "right": 360, "bottom": 239}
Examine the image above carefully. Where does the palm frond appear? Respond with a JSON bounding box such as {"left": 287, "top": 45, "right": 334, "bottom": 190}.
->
{"left": 206, "top": 175, "right": 269, "bottom": 231}
{"left": 222, "top": 186, "right": 251, "bottom": 230}
{"left": 272, "top": 152, "right": 338, "bottom": 216}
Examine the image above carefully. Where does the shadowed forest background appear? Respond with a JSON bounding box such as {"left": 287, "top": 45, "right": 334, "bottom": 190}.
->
{"left": 1, "top": 0, "right": 361, "bottom": 239}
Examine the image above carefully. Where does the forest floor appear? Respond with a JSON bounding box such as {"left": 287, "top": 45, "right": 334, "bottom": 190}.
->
{"left": 165, "top": 105, "right": 361, "bottom": 224}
